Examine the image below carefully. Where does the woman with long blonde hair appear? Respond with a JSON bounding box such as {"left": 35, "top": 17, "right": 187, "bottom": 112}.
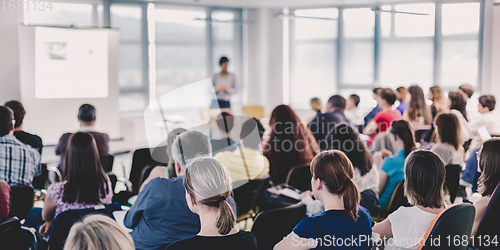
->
{"left": 428, "top": 86, "right": 448, "bottom": 119}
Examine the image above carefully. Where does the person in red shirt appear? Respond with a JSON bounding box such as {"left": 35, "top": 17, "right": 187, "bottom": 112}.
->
{"left": 0, "top": 180, "right": 10, "bottom": 221}
{"left": 364, "top": 88, "right": 402, "bottom": 145}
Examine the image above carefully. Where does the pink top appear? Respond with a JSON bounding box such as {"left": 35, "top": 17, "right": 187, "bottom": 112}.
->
{"left": 0, "top": 181, "right": 10, "bottom": 221}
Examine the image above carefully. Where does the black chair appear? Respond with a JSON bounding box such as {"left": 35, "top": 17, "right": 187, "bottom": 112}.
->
{"left": 475, "top": 183, "right": 500, "bottom": 250}
{"left": 0, "top": 217, "right": 21, "bottom": 250}
{"left": 251, "top": 202, "right": 306, "bottom": 250}
{"left": 32, "top": 163, "right": 48, "bottom": 190}
{"left": 100, "top": 154, "right": 115, "bottom": 173}
{"left": 415, "top": 128, "right": 431, "bottom": 142}
{"left": 445, "top": 164, "right": 461, "bottom": 204}
{"left": 286, "top": 164, "right": 312, "bottom": 192}
{"left": 233, "top": 177, "right": 269, "bottom": 222}
{"left": 8, "top": 185, "right": 34, "bottom": 220}
{"left": 129, "top": 147, "right": 167, "bottom": 192}
{"left": 420, "top": 204, "right": 475, "bottom": 250}
{"left": 48, "top": 203, "right": 121, "bottom": 250}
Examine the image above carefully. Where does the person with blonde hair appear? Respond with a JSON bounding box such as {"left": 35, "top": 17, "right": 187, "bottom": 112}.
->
{"left": 428, "top": 86, "right": 448, "bottom": 119}
{"left": 167, "top": 157, "right": 257, "bottom": 250}
{"left": 63, "top": 214, "right": 135, "bottom": 250}
{"left": 310, "top": 97, "right": 323, "bottom": 114}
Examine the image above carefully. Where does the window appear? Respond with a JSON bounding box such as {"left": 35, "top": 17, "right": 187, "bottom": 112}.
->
{"left": 24, "top": 2, "right": 94, "bottom": 26}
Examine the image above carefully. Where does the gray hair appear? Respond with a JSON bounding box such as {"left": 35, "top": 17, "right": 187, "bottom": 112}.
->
{"left": 171, "top": 131, "right": 212, "bottom": 169}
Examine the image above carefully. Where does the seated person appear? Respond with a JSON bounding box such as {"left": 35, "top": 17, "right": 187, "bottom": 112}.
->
{"left": 215, "top": 118, "right": 269, "bottom": 182}
{"left": 364, "top": 87, "right": 383, "bottom": 127}
{"left": 64, "top": 214, "right": 135, "bottom": 250}
{"left": 211, "top": 112, "right": 238, "bottom": 155}
{"left": 274, "top": 150, "right": 373, "bottom": 250}
{"left": 344, "top": 94, "right": 364, "bottom": 127}
{"left": 396, "top": 86, "right": 409, "bottom": 115}
{"left": 364, "top": 88, "right": 402, "bottom": 146}
{"left": 308, "top": 95, "right": 350, "bottom": 144}
{"left": 56, "top": 104, "right": 109, "bottom": 168}
{"left": 373, "top": 150, "right": 446, "bottom": 249}
{"left": 124, "top": 131, "right": 237, "bottom": 250}
{"left": 166, "top": 158, "right": 257, "bottom": 250}
{"left": 468, "top": 95, "right": 500, "bottom": 151}
{"left": 471, "top": 138, "right": 500, "bottom": 236}
{"left": 430, "top": 112, "right": 465, "bottom": 165}
{"left": 305, "top": 97, "right": 323, "bottom": 125}
{"left": 26, "top": 132, "right": 113, "bottom": 239}
{"left": 4, "top": 100, "right": 43, "bottom": 154}
{"left": 375, "top": 120, "right": 416, "bottom": 211}
{"left": 0, "top": 106, "right": 40, "bottom": 186}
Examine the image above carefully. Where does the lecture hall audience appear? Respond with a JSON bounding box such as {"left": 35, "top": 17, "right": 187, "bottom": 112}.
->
{"left": 263, "top": 105, "right": 318, "bottom": 185}
{"left": 4, "top": 100, "right": 43, "bottom": 154}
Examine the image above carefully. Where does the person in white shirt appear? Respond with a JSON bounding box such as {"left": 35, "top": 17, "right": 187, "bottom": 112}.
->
{"left": 469, "top": 95, "right": 500, "bottom": 137}
{"left": 373, "top": 150, "right": 446, "bottom": 250}
{"left": 344, "top": 94, "right": 364, "bottom": 127}
{"left": 211, "top": 56, "right": 236, "bottom": 109}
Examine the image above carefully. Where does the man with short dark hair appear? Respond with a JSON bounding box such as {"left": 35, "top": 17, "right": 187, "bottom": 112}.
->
{"left": 0, "top": 106, "right": 40, "bottom": 187}
{"left": 469, "top": 95, "right": 500, "bottom": 139}
{"left": 308, "top": 95, "right": 350, "bottom": 143}
{"left": 363, "top": 88, "right": 402, "bottom": 145}
{"left": 364, "top": 87, "right": 383, "bottom": 127}
{"left": 55, "top": 104, "right": 109, "bottom": 167}
{"left": 4, "top": 100, "right": 43, "bottom": 154}
{"left": 210, "top": 112, "right": 238, "bottom": 155}
{"left": 344, "top": 94, "right": 364, "bottom": 127}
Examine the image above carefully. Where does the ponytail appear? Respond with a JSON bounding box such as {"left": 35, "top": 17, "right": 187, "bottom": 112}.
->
{"left": 216, "top": 198, "right": 235, "bottom": 235}
{"left": 342, "top": 179, "right": 360, "bottom": 220}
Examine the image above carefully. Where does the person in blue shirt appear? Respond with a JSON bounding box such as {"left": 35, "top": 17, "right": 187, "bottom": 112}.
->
{"left": 124, "top": 131, "right": 237, "bottom": 250}
{"left": 274, "top": 150, "right": 373, "bottom": 250}
{"left": 395, "top": 86, "right": 409, "bottom": 115}
{"left": 363, "top": 88, "right": 383, "bottom": 127}
{"left": 376, "top": 120, "right": 416, "bottom": 210}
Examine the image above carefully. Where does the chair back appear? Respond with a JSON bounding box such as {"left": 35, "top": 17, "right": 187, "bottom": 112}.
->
{"left": 251, "top": 202, "right": 306, "bottom": 250}
{"left": 286, "top": 164, "right": 312, "bottom": 191}
{"left": 415, "top": 128, "right": 432, "bottom": 142}
{"left": 476, "top": 183, "right": 500, "bottom": 250}
{"left": 387, "top": 180, "right": 409, "bottom": 214}
{"left": 8, "top": 185, "right": 34, "bottom": 220}
{"left": 242, "top": 106, "right": 265, "bottom": 120}
{"left": 129, "top": 147, "right": 167, "bottom": 192}
{"left": 0, "top": 217, "right": 21, "bottom": 250}
{"left": 445, "top": 164, "right": 461, "bottom": 204}
{"left": 32, "top": 163, "right": 48, "bottom": 189}
{"left": 418, "top": 204, "right": 475, "bottom": 250}
{"left": 48, "top": 203, "right": 121, "bottom": 250}
{"left": 100, "top": 154, "right": 115, "bottom": 173}
{"left": 233, "top": 177, "right": 269, "bottom": 219}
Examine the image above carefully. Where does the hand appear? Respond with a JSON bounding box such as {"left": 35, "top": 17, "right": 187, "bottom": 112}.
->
{"left": 300, "top": 190, "right": 313, "bottom": 199}
{"left": 217, "top": 86, "right": 227, "bottom": 92}
{"left": 39, "top": 221, "right": 53, "bottom": 237}
{"left": 380, "top": 149, "right": 393, "bottom": 159}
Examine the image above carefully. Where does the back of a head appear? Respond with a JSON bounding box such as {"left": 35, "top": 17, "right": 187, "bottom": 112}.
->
{"left": 171, "top": 131, "right": 212, "bottom": 168}
{"left": 310, "top": 150, "right": 360, "bottom": 220}
{"left": 408, "top": 85, "right": 431, "bottom": 124}
{"left": 349, "top": 94, "right": 360, "bottom": 107}
{"left": 328, "top": 124, "right": 372, "bottom": 176}
{"left": 270, "top": 105, "right": 300, "bottom": 127}
{"left": 310, "top": 98, "right": 323, "bottom": 112}
{"left": 373, "top": 87, "right": 382, "bottom": 96}
{"left": 64, "top": 214, "right": 135, "bottom": 250}
{"left": 0, "top": 106, "right": 13, "bottom": 137}
{"left": 390, "top": 120, "right": 416, "bottom": 157}
{"left": 448, "top": 91, "right": 467, "bottom": 120}
{"left": 459, "top": 84, "right": 474, "bottom": 99}
{"left": 184, "top": 157, "right": 235, "bottom": 235}
{"left": 404, "top": 150, "right": 445, "bottom": 209}
{"left": 63, "top": 132, "right": 108, "bottom": 204}
{"left": 4, "top": 100, "right": 25, "bottom": 128}
{"left": 167, "top": 128, "right": 188, "bottom": 164}
{"left": 380, "top": 88, "right": 397, "bottom": 106}
{"left": 78, "top": 104, "right": 97, "bottom": 123}
{"left": 240, "top": 118, "right": 265, "bottom": 150}
{"left": 396, "top": 87, "right": 407, "bottom": 102}
{"left": 479, "top": 95, "right": 496, "bottom": 112}
{"left": 430, "top": 86, "right": 444, "bottom": 102}
{"left": 327, "top": 95, "right": 346, "bottom": 110}
{"left": 478, "top": 138, "right": 500, "bottom": 196}
{"left": 435, "top": 112, "right": 462, "bottom": 150}
{"left": 216, "top": 112, "right": 235, "bottom": 134}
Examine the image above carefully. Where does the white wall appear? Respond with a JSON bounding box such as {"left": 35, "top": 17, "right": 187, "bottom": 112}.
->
{"left": 0, "top": 11, "right": 21, "bottom": 103}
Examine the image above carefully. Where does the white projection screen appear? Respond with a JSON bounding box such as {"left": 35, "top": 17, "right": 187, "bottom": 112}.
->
{"left": 35, "top": 27, "right": 109, "bottom": 99}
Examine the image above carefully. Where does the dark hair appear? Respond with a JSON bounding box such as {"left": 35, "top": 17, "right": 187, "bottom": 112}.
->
{"left": 62, "top": 132, "right": 109, "bottom": 204}
{"left": 310, "top": 150, "right": 360, "bottom": 220}
{"left": 349, "top": 94, "right": 360, "bottom": 107}
{"left": 78, "top": 104, "right": 97, "bottom": 122}
{"left": 478, "top": 138, "right": 500, "bottom": 196}
{"left": 0, "top": 106, "right": 13, "bottom": 137}
{"left": 373, "top": 88, "right": 382, "bottom": 95}
{"left": 216, "top": 112, "right": 234, "bottom": 133}
{"left": 326, "top": 124, "right": 373, "bottom": 176}
{"left": 404, "top": 150, "right": 445, "bottom": 209}
{"left": 407, "top": 85, "right": 432, "bottom": 125}
{"left": 264, "top": 105, "right": 319, "bottom": 184}
{"left": 219, "top": 56, "right": 229, "bottom": 66}
{"left": 448, "top": 91, "right": 468, "bottom": 121}
{"left": 4, "top": 100, "right": 25, "bottom": 128}
{"left": 459, "top": 84, "right": 474, "bottom": 99}
{"left": 380, "top": 88, "right": 397, "bottom": 105}
{"left": 327, "top": 95, "right": 346, "bottom": 110}
{"left": 240, "top": 118, "right": 265, "bottom": 150}
{"left": 479, "top": 95, "right": 496, "bottom": 112}
{"left": 390, "top": 120, "right": 416, "bottom": 157}
{"left": 429, "top": 86, "right": 446, "bottom": 114}
{"left": 435, "top": 112, "right": 462, "bottom": 150}
{"left": 396, "top": 87, "right": 407, "bottom": 102}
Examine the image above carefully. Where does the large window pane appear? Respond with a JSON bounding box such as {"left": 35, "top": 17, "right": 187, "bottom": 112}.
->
{"left": 291, "top": 43, "right": 336, "bottom": 107}
{"left": 294, "top": 8, "right": 338, "bottom": 40}
{"left": 212, "top": 11, "right": 234, "bottom": 41}
{"left": 442, "top": 3, "right": 480, "bottom": 36}
{"left": 111, "top": 5, "right": 142, "bottom": 41}
{"left": 212, "top": 11, "right": 236, "bottom": 73}
{"left": 24, "top": 2, "right": 93, "bottom": 26}
{"left": 394, "top": 3, "right": 435, "bottom": 37}
{"left": 342, "top": 42, "right": 373, "bottom": 84}
{"left": 380, "top": 41, "right": 433, "bottom": 90}
{"left": 343, "top": 8, "right": 374, "bottom": 38}
{"left": 441, "top": 40, "right": 478, "bottom": 87}
{"left": 380, "top": 6, "right": 393, "bottom": 37}
{"left": 117, "top": 44, "right": 143, "bottom": 88}
{"left": 155, "top": 7, "right": 206, "bottom": 43}
{"left": 119, "top": 93, "right": 148, "bottom": 112}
